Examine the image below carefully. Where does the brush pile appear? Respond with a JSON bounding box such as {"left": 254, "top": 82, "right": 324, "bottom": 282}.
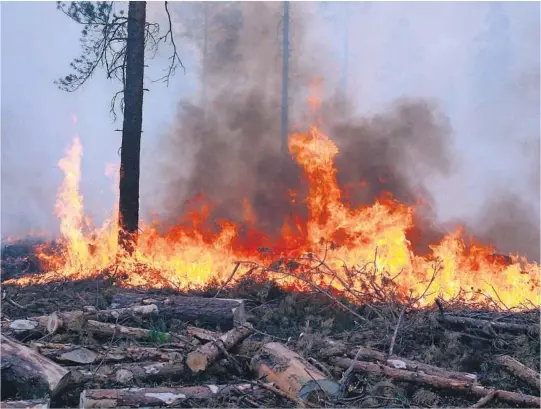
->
{"left": 1, "top": 243, "right": 540, "bottom": 408}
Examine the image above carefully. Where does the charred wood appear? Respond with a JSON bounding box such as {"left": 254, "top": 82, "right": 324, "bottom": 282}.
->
{"left": 0, "top": 398, "right": 50, "bottom": 409}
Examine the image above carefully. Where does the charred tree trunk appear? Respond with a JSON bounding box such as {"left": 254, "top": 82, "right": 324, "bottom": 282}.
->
{"left": 117, "top": 1, "right": 146, "bottom": 255}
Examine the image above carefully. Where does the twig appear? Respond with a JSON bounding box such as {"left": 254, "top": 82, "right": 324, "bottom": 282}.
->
{"left": 337, "top": 343, "right": 363, "bottom": 398}
{"left": 470, "top": 390, "right": 498, "bottom": 408}
{"left": 388, "top": 305, "right": 406, "bottom": 357}
{"left": 214, "top": 262, "right": 241, "bottom": 298}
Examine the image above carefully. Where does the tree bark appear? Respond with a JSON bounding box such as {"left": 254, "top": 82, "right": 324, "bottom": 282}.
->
{"left": 86, "top": 320, "right": 182, "bottom": 343}
{"left": 330, "top": 357, "right": 541, "bottom": 407}
{"left": 117, "top": 1, "right": 147, "bottom": 255}
{"left": 495, "top": 355, "right": 540, "bottom": 391}
{"left": 110, "top": 293, "right": 246, "bottom": 329}
{"left": 0, "top": 399, "right": 50, "bottom": 409}
{"left": 186, "top": 324, "right": 253, "bottom": 373}
{"left": 79, "top": 384, "right": 266, "bottom": 408}
{"left": 251, "top": 342, "right": 339, "bottom": 403}
{"left": 0, "top": 335, "right": 71, "bottom": 399}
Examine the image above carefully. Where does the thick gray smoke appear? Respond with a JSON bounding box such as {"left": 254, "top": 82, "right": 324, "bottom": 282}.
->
{"left": 152, "top": 2, "right": 539, "bottom": 260}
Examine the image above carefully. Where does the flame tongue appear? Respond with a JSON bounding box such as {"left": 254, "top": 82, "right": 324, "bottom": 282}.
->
{"left": 8, "top": 113, "right": 540, "bottom": 309}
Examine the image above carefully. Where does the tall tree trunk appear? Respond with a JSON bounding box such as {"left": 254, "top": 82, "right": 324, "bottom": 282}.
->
{"left": 117, "top": 1, "right": 146, "bottom": 256}
{"left": 202, "top": 2, "right": 208, "bottom": 119}
{"left": 280, "top": 1, "right": 290, "bottom": 156}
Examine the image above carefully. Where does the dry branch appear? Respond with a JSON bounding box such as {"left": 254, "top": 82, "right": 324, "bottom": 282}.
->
{"left": 79, "top": 384, "right": 266, "bottom": 408}
{"left": 0, "top": 335, "right": 71, "bottom": 398}
{"left": 251, "top": 342, "right": 339, "bottom": 403}
{"left": 0, "top": 399, "right": 50, "bottom": 409}
{"left": 330, "top": 357, "right": 541, "bottom": 407}
{"left": 438, "top": 314, "right": 539, "bottom": 334}
{"left": 186, "top": 324, "right": 253, "bottom": 373}
{"left": 110, "top": 293, "right": 246, "bottom": 329}
{"left": 495, "top": 355, "right": 540, "bottom": 391}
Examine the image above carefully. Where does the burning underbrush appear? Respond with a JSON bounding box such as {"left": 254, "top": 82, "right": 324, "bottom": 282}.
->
{"left": 1, "top": 101, "right": 540, "bottom": 408}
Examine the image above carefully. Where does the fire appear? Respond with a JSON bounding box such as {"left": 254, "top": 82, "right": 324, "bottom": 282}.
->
{"left": 6, "top": 102, "right": 540, "bottom": 310}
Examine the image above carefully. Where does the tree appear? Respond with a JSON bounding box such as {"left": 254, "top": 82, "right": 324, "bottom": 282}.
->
{"left": 56, "top": 1, "right": 183, "bottom": 255}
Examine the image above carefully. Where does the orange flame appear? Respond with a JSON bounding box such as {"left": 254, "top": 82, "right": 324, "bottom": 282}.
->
{"left": 7, "top": 98, "right": 540, "bottom": 309}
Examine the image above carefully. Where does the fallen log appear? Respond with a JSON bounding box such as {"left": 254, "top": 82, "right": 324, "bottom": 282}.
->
{"left": 111, "top": 293, "right": 246, "bottom": 329}
{"left": 252, "top": 342, "right": 340, "bottom": 403}
{"left": 495, "top": 355, "right": 540, "bottom": 391}
{"left": 86, "top": 320, "right": 180, "bottom": 342}
{"left": 0, "top": 399, "right": 50, "bottom": 409}
{"left": 0, "top": 335, "right": 71, "bottom": 399}
{"left": 186, "top": 325, "right": 222, "bottom": 342}
{"left": 438, "top": 314, "right": 539, "bottom": 334}
{"left": 347, "top": 344, "right": 477, "bottom": 383}
{"left": 79, "top": 384, "right": 266, "bottom": 408}
{"left": 186, "top": 324, "right": 253, "bottom": 373}
{"left": 70, "top": 361, "right": 188, "bottom": 386}
{"left": 330, "top": 357, "right": 541, "bottom": 407}
{"left": 45, "top": 305, "right": 159, "bottom": 334}
{"left": 33, "top": 343, "right": 185, "bottom": 365}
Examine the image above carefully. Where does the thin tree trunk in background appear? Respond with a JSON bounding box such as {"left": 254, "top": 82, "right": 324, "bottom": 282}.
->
{"left": 202, "top": 3, "right": 209, "bottom": 118}
{"left": 117, "top": 1, "right": 146, "bottom": 256}
{"left": 341, "top": 6, "right": 349, "bottom": 112}
{"left": 281, "top": 1, "right": 290, "bottom": 156}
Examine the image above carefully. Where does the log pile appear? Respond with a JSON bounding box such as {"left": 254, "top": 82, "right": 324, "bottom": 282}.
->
{"left": 1, "top": 292, "right": 539, "bottom": 408}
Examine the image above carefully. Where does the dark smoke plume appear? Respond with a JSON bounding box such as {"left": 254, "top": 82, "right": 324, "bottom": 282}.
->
{"left": 151, "top": 2, "right": 539, "bottom": 260}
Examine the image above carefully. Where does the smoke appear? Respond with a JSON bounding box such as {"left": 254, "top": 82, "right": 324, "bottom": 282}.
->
{"left": 152, "top": 2, "right": 539, "bottom": 261}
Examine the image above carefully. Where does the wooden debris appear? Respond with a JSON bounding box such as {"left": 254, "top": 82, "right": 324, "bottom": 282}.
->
{"left": 34, "top": 343, "right": 186, "bottom": 365}
{"left": 438, "top": 314, "right": 539, "bottom": 334}
{"left": 0, "top": 335, "right": 71, "bottom": 398}
{"left": 111, "top": 293, "right": 246, "bottom": 329}
{"left": 0, "top": 398, "right": 50, "bottom": 409}
{"left": 346, "top": 344, "right": 477, "bottom": 382}
{"left": 495, "top": 355, "right": 540, "bottom": 391}
{"left": 470, "top": 390, "right": 498, "bottom": 408}
{"left": 252, "top": 342, "right": 340, "bottom": 402}
{"left": 79, "top": 384, "right": 266, "bottom": 408}
{"left": 186, "top": 324, "right": 253, "bottom": 373}
{"left": 46, "top": 305, "right": 158, "bottom": 334}
{"left": 330, "top": 357, "right": 541, "bottom": 407}
{"left": 86, "top": 320, "right": 178, "bottom": 342}
{"left": 186, "top": 325, "right": 222, "bottom": 342}
{"left": 70, "top": 361, "right": 188, "bottom": 386}
{"left": 1, "top": 318, "right": 49, "bottom": 340}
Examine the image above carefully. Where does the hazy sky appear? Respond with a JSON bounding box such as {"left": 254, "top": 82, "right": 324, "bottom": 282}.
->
{"left": 1, "top": 1, "right": 539, "bottom": 241}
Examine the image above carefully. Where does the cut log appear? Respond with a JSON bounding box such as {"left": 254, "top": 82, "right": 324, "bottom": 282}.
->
{"left": 186, "top": 325, "right": 222, "bottom": 342}
{"left": 79, "top": 384, "right": 266, "bottom": 408}
{"left": 330, "top": 357, "right": 541, "bottom": 407}
{"left": 33, "top": 343, "right": 186, "bottom": 365}
{"left": 70, "top": 361, "right": 188, "bottom": 386}
{"left": 495, "top": 355, "right": 540, "bottom": 391}
{"left": 111, "top": 293, "right": 246, "bottom": 329}
{"left": 0, "top": 399, "right": 50, "bottom": 409}
{"left": 438, "top": 314, "right": 539, "bottom": 334}
{"left": 0, "top": 335, "right": 70, "bottom": 399}
{"left": 1, "top": 318, "right": 49, "bottom": 340}
{"left": 251, "top": 342, "right": 340, "bottom": 402}
{"left": 86, "top": 320, "right": 181, "bottom": 343}
{"left": 186, "top": 324, "right": 253, "bottom": 373}
{"left": 46, "top": 305, "right": 159, "bottom": 334}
